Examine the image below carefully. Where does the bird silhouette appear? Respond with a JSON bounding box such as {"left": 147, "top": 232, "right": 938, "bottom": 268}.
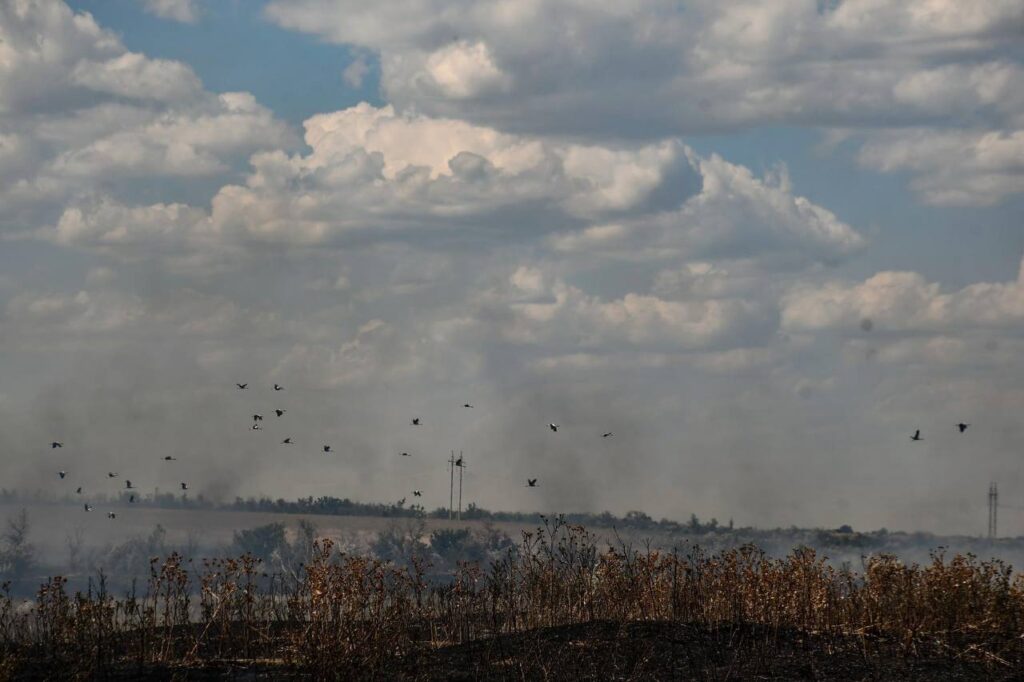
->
{"left": 236, "top": 383, "right": 248, "bottom": 390}
{"left": 84, "top": 504, "right": 93, "bottom": 512}
{"left": 527, "top": 478, "right": 538, "bottom": 487}
{"left": 181, "top": 482, "right": 189, "bottom": 491}
{"left": 397, "top": 498, "right": 405, "bottom": 506}
{"left": 413, "top": 490, "right": 422, "bottom": 497}
{"left": 76, "top": 487, "right": 82, "bottom": 494}
{"left": 274, "top": 384, "right": 284, "bottom": 391}
{"left": 411, "top": 418, "right": 421, "bottom": 426}
{"left": 251, "top": 423, "right": 262, "bottom": 431}
{"left": 275, "top": 409, "right": 285, "bottom": 417}
{"left": 253, "top": 414, "right": 264, "bottom": 421}
{"left": 107, "top": 512, "right": 116, "bottom": 519}
{"left": 602, "top": 432, "right": 613, "bottom": 438}
{"left": 108, "top": 472, "right": 118, "bottom": 478}
{"left": 549, "top": 423, "right": 559, "bottom": 432}
{"left": 51, "top": 441, "right": 63, "bottom": 449}
{"left": 401, "top": 452, "right": 411, "bottom": 457}
{"left": 282, "top": 437, "right": 293, "bottom": 444}
{"left": 58, "top": 471, "right": 66, "bottom": 479}
{"left": 163, "top": 456, "right": 177, "bottom": 461}
{"left": 125, "top": 480, "right": 134, "bottom": 489}
{"left": 463, "top": 403, "right": 474, "bottom": 408}
{"left": 911, "top": 430, "right": 923, "bottom": 441}
{"left": 455, "top": 456, "right": 464, "bottom": 467}
{"left": 323, "top": 445, "right": 332, "bottom": 453}
{"left": 958, "top": 423, "right": 970, "bottom": 433}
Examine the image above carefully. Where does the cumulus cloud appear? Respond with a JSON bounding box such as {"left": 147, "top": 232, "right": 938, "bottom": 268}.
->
{"left": 264, "top": 0, "right": 1024, "bottom": 205}
{"left": 142, "top": 0, "right": 202, "bottom": 24}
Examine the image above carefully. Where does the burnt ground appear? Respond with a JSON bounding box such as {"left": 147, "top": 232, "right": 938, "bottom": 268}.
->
{"left": 3, "top": 620, "right": 1021, "bottom": 681}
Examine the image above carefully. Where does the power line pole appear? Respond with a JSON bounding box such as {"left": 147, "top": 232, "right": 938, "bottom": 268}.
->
{"left": 988, "top": 482, "right": 998, "bottom": 540}
{"left": 457, "top": 451, "right": 465, "bottom": 522}
{"left": 448, "top": 451, "right": 455, "bottom": 520}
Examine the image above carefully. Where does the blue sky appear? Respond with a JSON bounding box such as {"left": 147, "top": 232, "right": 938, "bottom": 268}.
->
{"left": 2, "top": 0, "right": 1024, "bottom": 534}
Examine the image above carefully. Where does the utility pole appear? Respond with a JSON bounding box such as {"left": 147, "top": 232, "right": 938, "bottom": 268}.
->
{"left": 448, "top": 451, "right": 455, "bottom": 520}
{"left": 988, "top": 482, "right": 998, "bottom": 540}
{"left": 457, "top": 451, "right": 465, "bottom": 521}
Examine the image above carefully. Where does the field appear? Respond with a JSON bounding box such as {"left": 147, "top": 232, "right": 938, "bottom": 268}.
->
{"left": 2, "top": 509, "right": 1024, "bottom": 679}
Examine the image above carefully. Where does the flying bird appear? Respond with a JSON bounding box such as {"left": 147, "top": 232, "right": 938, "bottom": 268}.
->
{"left": 51, "top": 441, "right": 63, "bottom": 449}
{"left": 911, "top": 430, "right": 923, "bottom": 441}
{"left": 397, "top": 498, "right": 405, "bottom": 506}
{"left": 236, "top": 383, "right": 248, "bottom": 390}
{"left": 455, "top": 456, "right": 464, "bottom": 467}
{"left": 401, "top": 452, "right": 411, "bottom": 457}
{"left": 84, "top": 504, "right": 93, "bottom": 512}
{"left": 411, "top": 418, "right": 421, "bottom": 426}
{"left": 180, "top": 482, "right": 189, "bottom": 491}
{"left": 527, "top": 478, "right": 538, "bottom": 487}
{"left": 107, "top": 512, "right": 116, "bottom": 519}
{"left": 125, "top": 480, "right": 134, "bottom": 489}
{"left": 602, "top": 432, "right": 613, "bottom": 438}
{"left": 58, "top": 471, "right": 66, "bottom": 479}
{"left": 251, "top": 423, "right": 262, "bottom": 431}
{"left": 323, "top": 445, "right": 332, "bottom": 453}
{"left": 76, "top": 487, "right": 82, "bottom": 494}
{"left": 549, "top": 423, "right": 559, "bottom": 433}
{"left": 958, "top": 423, "right": 970, "bottom": 433}
{"left": 253, "top": 414, "right": 264, "bottom": 421}
{"left": 463, "top": 404, "right": 474, "bottom": 409}
{"left": 163, "top": 456, "right": 177, "bottom": 461}
{"left": 274, "top": 384, "right": 284, "bottom": 391}
{"left": 108, "top": 472, "right": 118, "bottom": 478}
{"left": 282, "top": 437, "right": 293, "bottom": 445}
{"left": 413, "top": 490, "right": 422, "bottom": 497}
{"left": 275, "top": 409, "right": 285, "bottom": 417}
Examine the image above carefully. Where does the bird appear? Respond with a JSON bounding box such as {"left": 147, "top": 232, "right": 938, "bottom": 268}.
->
{"left": 323, "top": 445, "right": 332, "bottom": 453}
{"left": 180, "top": 482, "right": 189, "bottom": 491}
{"left": 282, "top": 437, "right": 293, "bottom": 445}
{"left": 84, "top": 504, "right": 93, "bottom": 512}
{"left": 413, "top": 490, "right": 422, "bottom": 497}
{"left": 125, "top": 480, "right": 134, "bottom": 489}
{"left": 58, "top": 471, "right": 66, "bottom": 479}
{"left": 401, "top": 452, "right": 411, "bottom": 457}
{"left": 602, "top": 432, "right": 613, "bottom": 438}
{"left": 275, "top": 409, "right": 285, "bottom": 417}
{"left": 75, "top": 487, "right": 82, "bottom": 494}
{"left": 108, "top": 472, "right": 118, "bottom": 478}
{"left": 274, "top": 384, "right": 284, "bottom": 391}
{"left": 549, "top": 423, "right": 559, "bottom": 433}
{"left": 958, "top": 423, "right": 970, "bottom": 433}
{"left": 253, "top": 414, "right": 264, "bottom": 421}
{"left": 527, "top": 478, "right": 538, "bottom": 487}
{"left": 911, "top": 430, "right": 923, "bottom": 441}
{"left": 397, "top": 498, "right": 405, "bottom": 506}
{"left": 455, "top": 456, "right": 464, "bottom": 467}
{"left": 107, "top": 512, "right": 116, "bottom": 520}
{"left": 51, "top": 441, "right": 63, "bottom": 449}
{"left": 463, "top": 403, "right": 474, "bottom": 409}
{"left": 251, "top": 423, "right": 262, "bottom": 431}
{"left": 411, "top": 418, "right": 421, "bottom": 426}
{"left": 236, "top": 383, "right": 248, "bottom": 390}
{"left": 163, "top": 456, "right": 177, "bottom": 461}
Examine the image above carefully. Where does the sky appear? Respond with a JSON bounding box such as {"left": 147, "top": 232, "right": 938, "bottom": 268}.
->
{"left": 1, "top": 0, "right": 1023, "bottom": 536}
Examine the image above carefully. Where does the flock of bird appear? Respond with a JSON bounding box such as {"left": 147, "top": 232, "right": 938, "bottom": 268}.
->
{"left": 49, "top": 381, "right": 617, "bottom": 520}
{"left": 48, "top": 382, "right": 972, "bottom": 521}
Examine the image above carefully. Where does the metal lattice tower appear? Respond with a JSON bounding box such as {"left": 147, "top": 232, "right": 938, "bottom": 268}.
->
{"left": 988, "top": 482, "right": 998, "bottom": 540}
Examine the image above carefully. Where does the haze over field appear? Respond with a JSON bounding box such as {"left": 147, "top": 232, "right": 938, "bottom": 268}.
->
{"left": 1, "top": 0, "right": 1023, "bottom": 536}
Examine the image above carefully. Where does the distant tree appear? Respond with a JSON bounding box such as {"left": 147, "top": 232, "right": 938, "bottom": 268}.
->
{"left": 0, "top": 509, "right": 35, "bottom": 580}
{"left": 233, "top": 523, "right": 287, "bottom": 563}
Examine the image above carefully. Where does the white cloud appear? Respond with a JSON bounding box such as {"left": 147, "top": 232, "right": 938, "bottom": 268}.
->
{"left": 264, "top": 0, "right": 1024, "bottom": 205}
{"left": 142, "top": 0, "right": 202, "bottom": 24}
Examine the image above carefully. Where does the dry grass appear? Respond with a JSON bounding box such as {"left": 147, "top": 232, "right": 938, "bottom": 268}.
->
{"left": 2, "top": 516, "right": 1023, "bottom": 679}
